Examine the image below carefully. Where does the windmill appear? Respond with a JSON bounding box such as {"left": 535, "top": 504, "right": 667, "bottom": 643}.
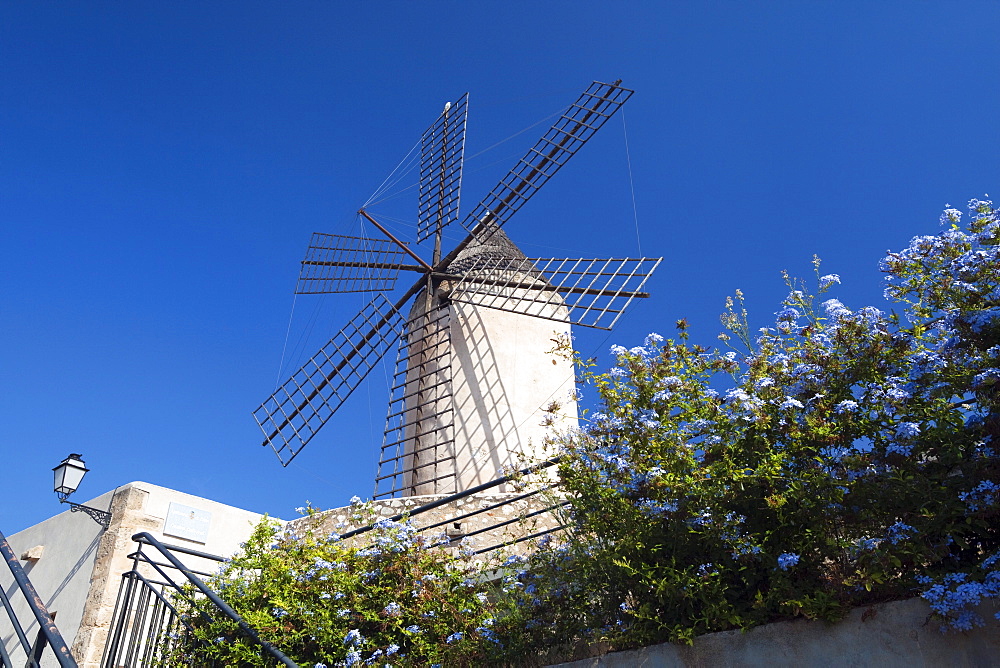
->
{"left": 254, "top": 80, "right": 661, "bottom": 498}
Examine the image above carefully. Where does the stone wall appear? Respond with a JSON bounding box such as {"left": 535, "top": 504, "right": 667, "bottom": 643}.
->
{"left": 550, "top": 598, "right": 1000, "bottom": 668}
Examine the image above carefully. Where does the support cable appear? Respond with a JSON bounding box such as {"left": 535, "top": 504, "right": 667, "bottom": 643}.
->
{"left": 274, "top": 293, "right": 298, "bottom": 389}
{"left": 622, "top": 109, "right": 642, "bottom": 257}
{"left": 365, "top": 108, "right": 564, "bottom": 208}
{"left": 362, "top": 136, "right": 422, "bottom": 209}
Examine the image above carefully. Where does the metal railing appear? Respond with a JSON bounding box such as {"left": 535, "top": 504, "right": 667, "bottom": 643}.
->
{"left": 101, "top": 533, "right": 297, "bottom": 668}
{"left": 101, "top": 459, "right": 569, "bottom": 667}
{"left": 343, "top": 456, "right": 568, "bottom": 554}
{"left": 0, "top": 529, "right": 77, "bottom": 668}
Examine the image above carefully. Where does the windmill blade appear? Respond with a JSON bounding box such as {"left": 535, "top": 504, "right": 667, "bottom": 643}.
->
{"left": 444, "top": 256, "right": 662, "bottom": 330}
{"left": 296, "top": 233, "right": 420, "bottom": 294}
{"left": 417, "top": 93, "right": 469, "bottom": 243}
{"left": 462, "top": 81, "right": 632, "bottom": 237}
{"left": 254, "top": 293, "right": 405, "bottom": 465}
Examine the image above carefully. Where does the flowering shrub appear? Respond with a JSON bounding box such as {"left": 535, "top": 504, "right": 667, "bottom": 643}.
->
{"left": 503, "top": 198, "right": 1000, "bottom": 647}
{"left": 168, "top": 198, "right": 1000, "bottom": 663}
{"left": 164, "top": 500, "right": 502, "bottom": 666}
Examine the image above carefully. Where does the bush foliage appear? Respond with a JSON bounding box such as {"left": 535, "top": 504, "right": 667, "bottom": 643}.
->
{"left": 519, "top": 197, "right": 1000, "bottom": 647}
{"left": 164, "top": 502, "right": 503, "bottom": 666}
{"left": 169, "top": 199, "right": 1000, "bottom": 665}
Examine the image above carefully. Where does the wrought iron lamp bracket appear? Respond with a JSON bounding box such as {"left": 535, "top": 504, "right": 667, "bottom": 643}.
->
{"left": 59, "top": 498, "right": 111, "bottom": 529}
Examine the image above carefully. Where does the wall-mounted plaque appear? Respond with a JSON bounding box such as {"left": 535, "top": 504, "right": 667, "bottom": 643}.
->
{"left": 163, "top": 503, "right": 212, "bottom": 544}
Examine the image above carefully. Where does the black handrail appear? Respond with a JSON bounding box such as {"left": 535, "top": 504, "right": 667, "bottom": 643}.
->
{"left": 128, "top": 532, "right": 299, "bottom": 668}
{"left": 0, "top": 529, "right": 78, "bottom": 667}
{"left": 341, "top": 456, "right": 564, "bottom": 541}
{"left": 130, "top": 537, "right": 228, "bottom": 563}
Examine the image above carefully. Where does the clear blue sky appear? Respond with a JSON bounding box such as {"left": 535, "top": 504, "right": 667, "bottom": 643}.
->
{"left": 3, "top": 2, "right": 999, "bottom": 533}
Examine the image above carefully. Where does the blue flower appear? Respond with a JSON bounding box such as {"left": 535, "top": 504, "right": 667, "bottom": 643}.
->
{"left": 636, "top": 408, "right": 659, "bottom": 429}
{"left": 973, "top": 368, "right": 1000, "bottom": 388}
{"left": 885, "top": 386, "right": 911, "bottom": 402}
{"left": 645, "top": 332, "right": 664, "bottom": 346}
{"left": 854, "top": 536, "right": 882, "bottom": 554}
{"left": 386, "top": 643, "right": 400, "bottom": 656}
{"left": 941, "top": 207, "right": 963, "bottom": 225}
{"left": 896, "top": 422, "right": 921, "bottom": 439}
{"left": 960, "top": 480, "right": 1000, "bottom": 512}
{"left": 754, "top": 377, "right": 775, "bottom": 390}
{"left": 660, "top": 375, "right": 683, "bottom": 388}
{"left": 343, "top": 629, "right": 363, "bottom": 647}
{"left": 777, "top": 553, "right": 800, "bottom": 570}
{"left": 724, "top": 388, "right": 763, "bottom": 412}
{"left": 834, "top": 400, "right": 859, "bottom": 414}
{"left": 819, "top": 274, "right": 841, "bottom": 289}
{"left": 779, "top": 396, "right": 804, "bottom": 410}
{"left": 637, "top": 498, "right": 679, "bottom": 517}
{"left": 886, "top": 522, "right": 916, "bottom": 545}
{"left": 775, "top": 307, "right": 800, "bottom": 322}
{"left": 446, "top": 632, "right": 464, "bottom": 643}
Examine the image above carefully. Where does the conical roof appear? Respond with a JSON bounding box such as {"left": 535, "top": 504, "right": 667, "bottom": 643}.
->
{"left": 446, "top": 224, "right": 529, "bottom": 276}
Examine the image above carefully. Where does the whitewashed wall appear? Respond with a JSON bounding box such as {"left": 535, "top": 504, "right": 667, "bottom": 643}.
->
{"left": 1, "top": 481, "right": 270, "bottom": 667}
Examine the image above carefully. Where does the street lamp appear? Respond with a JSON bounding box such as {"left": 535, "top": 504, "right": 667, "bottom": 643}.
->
{"left": 52, "top": 454, "right": 111, "bottom": 528}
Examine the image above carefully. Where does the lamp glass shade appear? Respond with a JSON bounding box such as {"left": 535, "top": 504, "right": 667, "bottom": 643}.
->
{"left": 53, "top": 454, "right": 89, "bottom": 496}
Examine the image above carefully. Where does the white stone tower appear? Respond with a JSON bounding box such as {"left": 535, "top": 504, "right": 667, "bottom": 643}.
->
{"left": 394, "top": 226, "right": 578, "bottom": 496}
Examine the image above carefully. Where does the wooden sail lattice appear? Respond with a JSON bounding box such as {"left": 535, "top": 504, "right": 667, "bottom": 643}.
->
{"left": 417, "top": 93, "right": 468, "bottom": 243}
{"left": 445, "top": 256, "right": 662, "bottom": 330}
{"left": 460, "top": 81, "right": 632, "bottom": 238}
{"left": 295, "top": 233, "right": 412, "bottom": 294}
{"left": 253, "top": 294, "right": 404, "bottom": 465}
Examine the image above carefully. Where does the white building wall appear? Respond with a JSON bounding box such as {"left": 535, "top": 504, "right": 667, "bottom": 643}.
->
{"left": 1, "top": 489, "right": 111, "bottom": 666}
{"left": 1, "top": 482, "right": 270, "bottom": 667}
